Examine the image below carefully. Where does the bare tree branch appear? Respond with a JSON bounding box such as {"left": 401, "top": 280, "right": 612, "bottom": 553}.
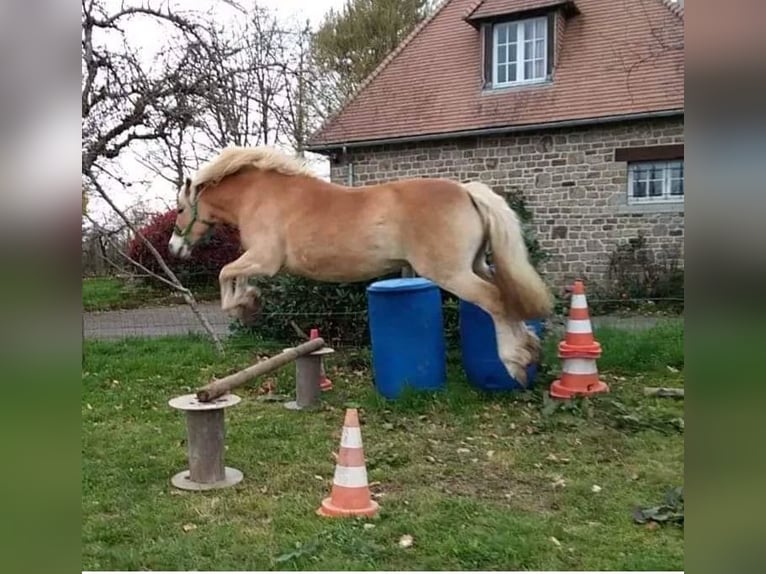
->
{"left": 86, "top": 173, "right": 225, "bottom": 354}
{"left": 85, "top": 213, "right": 184, "bottom": 291}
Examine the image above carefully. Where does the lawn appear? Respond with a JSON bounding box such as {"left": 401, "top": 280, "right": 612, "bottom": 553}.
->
{"left": 82, "top": 276, "right": 219, "bottom": 311}
{"left": 81, "top": 323, "right": 684, "bottom": 571}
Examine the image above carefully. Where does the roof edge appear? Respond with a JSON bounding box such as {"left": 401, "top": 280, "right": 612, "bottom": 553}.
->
{"left": 657, "top": 0, "right": 684, "bottom": 19}
{"left": 465, "top": 0, "right": 580, "bottom": 27}
{"left": 306, "top": 0, "right": 456, "bottom": 146}
{"left": 305, "top": 109, "right": 684, "bottom": 153}
{"left": 462, "top": 0, "right": 484, "bottom": 20}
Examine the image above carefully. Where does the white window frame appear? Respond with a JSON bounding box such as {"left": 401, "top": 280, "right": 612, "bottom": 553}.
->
{"left": 627, "top": 160, "right": 684, "bottom": 205}
{"left": 492, "top": 16, "right": 548, "bottom": 88}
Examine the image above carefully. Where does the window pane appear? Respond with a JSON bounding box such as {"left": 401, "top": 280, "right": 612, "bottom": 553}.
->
{"left": 507, "top": 42, "right": 517, "bottom": 66}
{"left": 632, "top": 179, "right": 647, "bottom": 198}
{"left": 497, "top": 64, "right": 507, "bottom": 84}
{"left": 633, "top": 167, "right": 648, "bottom": 182}
{"left": 536, "top": 18, "right": 547, "bottom": 37}
{"left": 524, "top": 39, "right": 534, "bottom": 60}
{"left": 648, "top": 179, "right": 663, "bottom": 197}
{"left": 524, "top": 20, "right": 535, "bottom": 39}
{"left": 496, "top": 43, "right": 506, "bottom": 65}
{"left": 508, "top": 62, "right": 516, "bottom": 82}
{"left": 507, "top": 22, "right": 517, "bottom": 43}
{"left": 524, "top": 60, "right": 533, "bottom": 79}
{"left": 535, "top": 39, "right": 545, "bottom": 59}
{"left": 534, "top": 58, "right": 545, "bottom": 78}
{"left": 669, "top": 161, "right": 684, "bottom": 196}
{"left": 498, "top": 25, "right": 507, "bottom": 44}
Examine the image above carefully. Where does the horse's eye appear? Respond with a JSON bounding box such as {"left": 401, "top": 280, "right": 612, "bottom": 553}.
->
{"left": 178, "top": 208, "right": 185, "bottom": 214}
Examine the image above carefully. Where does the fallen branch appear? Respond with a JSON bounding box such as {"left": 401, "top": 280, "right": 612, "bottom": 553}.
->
{"left": 196, "top": 338, "right": 325, "bottom": 402}
{"left": 643, "top": 387, "right": 684, "bottom": 399}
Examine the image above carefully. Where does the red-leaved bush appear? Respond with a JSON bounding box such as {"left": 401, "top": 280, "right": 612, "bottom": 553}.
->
{"left": 127, "top": 210, "right": 242, "bottom": 287}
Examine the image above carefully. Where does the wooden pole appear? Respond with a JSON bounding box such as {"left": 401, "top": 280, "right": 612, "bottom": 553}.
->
{"left": 186, "top": 409, "right": 226, "bottom": 483}
{"left": 196, "top": 338, "right": 326, "bottom": 402}
{"left": 284, "top": 354, "right": 322, "bottom": 411}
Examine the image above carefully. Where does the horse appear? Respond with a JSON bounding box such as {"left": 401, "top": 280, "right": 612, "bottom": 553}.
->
{"left": 168, "top": 145, "right": 554, "bottom": 385}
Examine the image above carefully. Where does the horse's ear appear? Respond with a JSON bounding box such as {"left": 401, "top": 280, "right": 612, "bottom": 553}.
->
{"left": 184, "top": 177, "right": 192, "bottom": 197}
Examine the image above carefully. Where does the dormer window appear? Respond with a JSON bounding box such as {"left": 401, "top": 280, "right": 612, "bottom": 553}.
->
{"left": 492, "top": 16, "right": 548, "bottom": 87}
{"left": 468, "top": 1, "right": 580, "bottom": 91}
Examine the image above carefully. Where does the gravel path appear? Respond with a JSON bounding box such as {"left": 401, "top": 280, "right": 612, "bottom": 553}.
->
{"left": 83, "top": 302, "right": 679, "bottom": 341}
{"left": 84, "top": 302, "right": 231, "bottom": 340}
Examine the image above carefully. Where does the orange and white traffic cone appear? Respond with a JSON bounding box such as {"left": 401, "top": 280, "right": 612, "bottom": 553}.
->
{"left": 549, "top": 280, "right": 609, "bottom": 399}
{"left": 310, "top": 328, "right": 333, "bottom": 391}
{"left": 557, "top": 280, "right": 602, "bottom": 358}
{"left": 317, "top": 408, "right": 379, "bottom": 518}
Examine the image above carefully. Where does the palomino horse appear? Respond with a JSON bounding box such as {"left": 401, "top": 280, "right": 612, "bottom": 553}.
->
{"left": 168, "top": 146, "right": 553, "bottom": 384}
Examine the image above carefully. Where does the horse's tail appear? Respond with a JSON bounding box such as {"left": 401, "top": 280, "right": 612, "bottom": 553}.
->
{"left": 461, "top": 181, "right": 554, "bottom": 320}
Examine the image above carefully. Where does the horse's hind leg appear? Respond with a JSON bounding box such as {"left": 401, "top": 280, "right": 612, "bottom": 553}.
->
{"left": 427, "top": 270, "right": 538, "bottom": 385}
{"left": 472, "top": 241, "right": 494, "bottom": 282}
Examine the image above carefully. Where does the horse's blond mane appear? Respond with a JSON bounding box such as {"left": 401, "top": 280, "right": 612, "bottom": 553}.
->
{"left": 191, "top": 146, "right": 315, "bottom": 188}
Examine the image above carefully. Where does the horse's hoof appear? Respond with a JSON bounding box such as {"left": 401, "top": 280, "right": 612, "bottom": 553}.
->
{"left": 508, "top": 363, "right": 528, "bottom": 387}
{"left": 525, "top": 330, "right": 542, "bottom": 364}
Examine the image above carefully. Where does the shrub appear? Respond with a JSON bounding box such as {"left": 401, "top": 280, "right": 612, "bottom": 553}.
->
{"left": 127, "top": 210, "right": 242, "bottom": 288}
{"left": 506, "top": 191, "right": 549, "bottom": 269}
{"left": 596, "top": 233, "right": 684, "bottom": 314}
{"left": 232, "top": 273, "right": 464, "bottom": 349}
{"left": 234, "top": 275, "right": 375, "bottom": 346}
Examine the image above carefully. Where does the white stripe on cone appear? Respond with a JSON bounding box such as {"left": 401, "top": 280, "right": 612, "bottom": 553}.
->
{"left": 566, "top": 319, "right": 593, "bottom": 334}
{"left": 340, "top": 427, "right": 363, "bottom": 449}
{"left": 563, "top": 358, "right": 599, "bottom": 375}
{"left": 332, "top": 465, "right": 369, "bottom": 488}
{"left": 570, "top": 294, "right": 588, "bottom": 309}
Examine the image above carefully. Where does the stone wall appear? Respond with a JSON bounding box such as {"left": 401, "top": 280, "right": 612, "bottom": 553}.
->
{"left": 327, "top": 116, "right": 684, "bottom": 289}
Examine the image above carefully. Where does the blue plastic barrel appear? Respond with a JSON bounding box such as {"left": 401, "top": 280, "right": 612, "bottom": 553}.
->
{"left": 458, "top": 299, "right": 544, "bottom": 392}
{"left": 366, "top": 278, "right": 446, "bottom": 399}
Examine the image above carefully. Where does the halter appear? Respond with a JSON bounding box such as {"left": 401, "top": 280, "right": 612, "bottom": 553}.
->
{"left": 173, "top": 195, "right": 216, "bottom": 246}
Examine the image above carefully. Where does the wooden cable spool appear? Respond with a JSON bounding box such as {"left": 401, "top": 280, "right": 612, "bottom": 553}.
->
{"left": 168, "top": 337, "right": 328, "bottom": 491}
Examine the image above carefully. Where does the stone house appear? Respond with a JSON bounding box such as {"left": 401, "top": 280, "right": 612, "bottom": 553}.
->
{"left": 305, "top": 0, "right": 685, "bottom": 288}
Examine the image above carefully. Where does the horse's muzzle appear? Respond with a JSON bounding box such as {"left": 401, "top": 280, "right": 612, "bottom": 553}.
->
{"left": 168, "top": 233, "right": 191, "bottom": 258}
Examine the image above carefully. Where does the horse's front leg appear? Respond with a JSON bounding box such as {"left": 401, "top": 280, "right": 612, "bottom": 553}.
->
{"left": 233, "top": 276, "right": 263, "bottom": 321}
{"left": 219, "top": 275, "right": 256, "bottom": 312}
{"left": 219, "top": 274, "right": 237, "bottom": 311}
{"left": 218, "top": 249, "right": 281, "bottom": 317}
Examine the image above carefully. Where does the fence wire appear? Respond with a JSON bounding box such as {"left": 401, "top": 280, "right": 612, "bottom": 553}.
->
{"left": 83, "top": 274, "right": 683, "bottom": 351}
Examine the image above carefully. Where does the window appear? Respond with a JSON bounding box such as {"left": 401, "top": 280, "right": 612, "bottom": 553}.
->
{"left": 492, "top": 16, "right": 548, "bottom": 87}
{"left": 628, "top": 160, "right": 684, "bottom": 204}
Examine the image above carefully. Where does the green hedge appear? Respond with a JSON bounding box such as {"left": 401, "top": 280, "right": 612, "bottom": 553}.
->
{"left": 229, "top": 273, "right": 463, "bottom": 348}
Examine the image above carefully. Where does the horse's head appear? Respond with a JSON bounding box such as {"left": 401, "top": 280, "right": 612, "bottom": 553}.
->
{"left": 168, "top": 177, "right": 217, "bottom": 259}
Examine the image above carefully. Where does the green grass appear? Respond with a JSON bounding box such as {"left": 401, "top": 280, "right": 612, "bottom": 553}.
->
{"left": 82, "top": 324, "right": 684, "bottom": 571}
{"left": 542, "top": 321, "right": 684, "bottom": 375}
{"left": 82, "top": 276, "right": 219, "bottom": 311}
{"left": 82, "top": 276, "right": 134, "bottom": 310}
